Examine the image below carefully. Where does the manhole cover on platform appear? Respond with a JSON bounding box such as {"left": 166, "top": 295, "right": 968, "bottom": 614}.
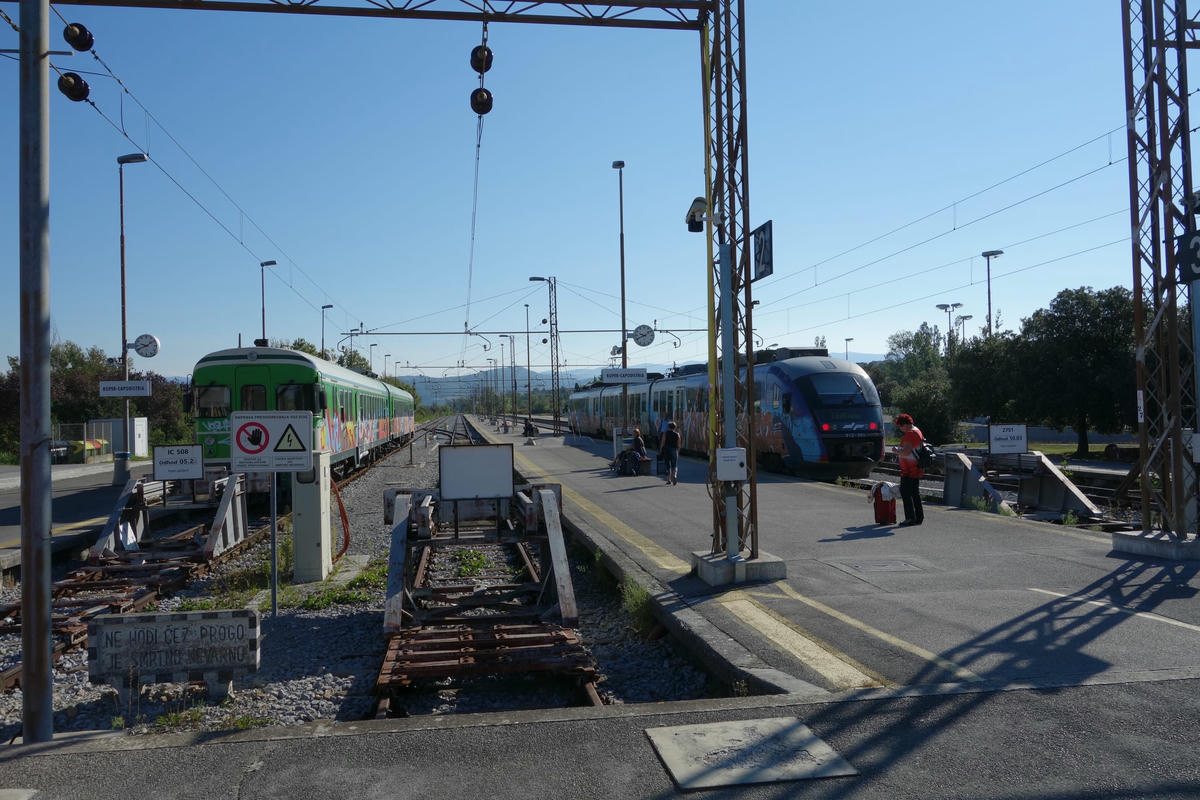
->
{"left": 835, "top": 558, "right": 922, "bottom": 573}
{"left": 645, "top": 717, "right": 856, "bottom": 789}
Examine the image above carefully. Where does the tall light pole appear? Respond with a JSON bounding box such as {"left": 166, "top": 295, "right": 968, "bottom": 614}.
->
{"left": 369, "top": 343, "right": 377, "bottom": 374}
{"left": 383, "top": 353, "right": 391, "bottom": 379}
{"left": 114, "top": 152, "right": 147, "bottom": 487}
{"left": 320, "top": 304, "right": 333, "bottom": 357}
{"left": 981, "top": 250, "right": 1003, "bottom": 336}
{"left": 844, "top": 337, "right": 853, "bottom": 360}
{"left": 501, "top": 334, "right": 516, "bottom": 425}
{"left": 258, "top": 260, "right": 276, "bottom": 343}
{"left": 613, "top": 160, "right": 628, "bottom": 431}
{"left": 525, "top": 303, "right": 532, "bottom": 419}
{"left": 935, "top": 301, "right": 962, "bottom": 354}
{"left": 958, "top": 314, "right": 973, "bottom": 343}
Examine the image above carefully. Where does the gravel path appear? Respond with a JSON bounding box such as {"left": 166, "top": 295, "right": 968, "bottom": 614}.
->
{"left": 1, "top": 421, "right": 711, "bottom": 741}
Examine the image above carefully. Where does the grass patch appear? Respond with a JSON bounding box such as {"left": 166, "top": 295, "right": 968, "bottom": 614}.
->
{"left": 620, "top": 579, "right": 657, "bottom": 635}
{"left": 453, "top": 549, "right": 489, "bottom": 577}
{"left": 230, "top": 715, "right": 274, "bottom": 730}
{"left": 345, "top": 557, "right": 389, "bottom": 591}
{"left": 1060, "top": 510, "right": 1080, "bottom": 527}
{"left": 296, "top": 586, "right": 372, "bottom": 609}
{"left": 154, "top": 707, "right": 205, "bottom": 728}
{"left": 173, "top": 597, "right": 220, "bottom": 612}
{"left": 189, "top": 530, "right": 296, "bottom": 610}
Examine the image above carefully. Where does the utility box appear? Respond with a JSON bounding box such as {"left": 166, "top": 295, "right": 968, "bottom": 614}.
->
{"left": 292, "top": 450, "right": 332, "bottom": 583}
{"left": 92, "top": 417, "right": 149, "bottom": 457}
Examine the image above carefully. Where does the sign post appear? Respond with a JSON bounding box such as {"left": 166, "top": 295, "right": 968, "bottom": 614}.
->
{"left": 230, "top": 412, "right": 313, "bottom": 615}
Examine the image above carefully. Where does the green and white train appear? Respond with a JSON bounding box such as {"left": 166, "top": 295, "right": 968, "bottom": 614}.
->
{"left": 191, "top": 347, "right": 415, "bottom": 487}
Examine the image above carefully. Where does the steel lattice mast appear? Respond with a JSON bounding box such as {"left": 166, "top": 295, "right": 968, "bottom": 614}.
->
{"left": 548, "top": 277, "right": 563, "bottom": 435}
{"left": 1121, "top": 0, "right": 1199, "bottom": 538}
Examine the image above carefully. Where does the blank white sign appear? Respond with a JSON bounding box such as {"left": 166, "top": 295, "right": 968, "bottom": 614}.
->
{"left": 439, "top": 443, "right": 514, "bottom": 500}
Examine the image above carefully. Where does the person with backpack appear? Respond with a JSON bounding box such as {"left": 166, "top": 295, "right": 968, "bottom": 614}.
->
{"left": 893, "top": 413, "right": 925, "bottom": 526}
{"left": 660, "top": 420, "right": 681, "bottom": 486}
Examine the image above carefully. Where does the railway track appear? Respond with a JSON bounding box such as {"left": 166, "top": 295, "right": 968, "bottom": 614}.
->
{"left": 0, "top": 424, "right": 445, "bottom": 696}
{"left": 374, "top": 420, "right": 602, "bottom": 715}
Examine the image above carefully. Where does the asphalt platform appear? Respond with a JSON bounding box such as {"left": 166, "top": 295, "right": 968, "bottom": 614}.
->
{"left": 5, "top": 424, "right": 1200, "bottom": 798}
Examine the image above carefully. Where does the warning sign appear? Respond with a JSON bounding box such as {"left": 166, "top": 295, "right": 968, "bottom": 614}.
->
{"left": 274, "top": 424, "right": 307, "bottom": 452}
{"left": 230, "top": 412, "right": 312, "bottom": 473}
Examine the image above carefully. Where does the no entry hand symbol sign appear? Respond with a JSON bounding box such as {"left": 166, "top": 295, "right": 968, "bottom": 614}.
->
{"left": 230, "top": 412, "right": 313, "bottom": 472}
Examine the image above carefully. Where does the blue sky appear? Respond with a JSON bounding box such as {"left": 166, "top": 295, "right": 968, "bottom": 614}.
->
{"left": 3, "top": 2, "right": 1132, "bottom": 383}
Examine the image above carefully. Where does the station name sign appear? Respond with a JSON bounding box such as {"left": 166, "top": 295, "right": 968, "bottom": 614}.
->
{"left": 99, "top": 380, "right": 152, "bottom": 397}
{"left": 601, "top": 368, "right": 648, "bottom": 384}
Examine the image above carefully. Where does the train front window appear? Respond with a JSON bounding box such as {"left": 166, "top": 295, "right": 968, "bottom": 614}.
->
{"left": 241, "top": 385, "right": 267, "bottom": 411}
{"left": 196, "top": 385, "right": 230, "bottom": 418}
{"left": 809, "top": 373, "right": 878, "bottom": 406}
{"left": 276, "top": 384, "right": 314, "bottom": 412}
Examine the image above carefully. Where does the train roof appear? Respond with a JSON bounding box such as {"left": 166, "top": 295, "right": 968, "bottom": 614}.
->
{"left": 194, "top": 347, "right": 414, "bottom": 399}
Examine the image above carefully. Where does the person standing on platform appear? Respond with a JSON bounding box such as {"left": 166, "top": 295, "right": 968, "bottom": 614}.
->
{"left": 660, "top": 421, "right": 681, "bottom": 486}
{"left": 893, "top": 413, "right": 924, "bottom": 526}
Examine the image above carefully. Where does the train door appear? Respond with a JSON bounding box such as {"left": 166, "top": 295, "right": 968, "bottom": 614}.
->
{"left": 235, "top": 366, "right": 271, "bottom": 411}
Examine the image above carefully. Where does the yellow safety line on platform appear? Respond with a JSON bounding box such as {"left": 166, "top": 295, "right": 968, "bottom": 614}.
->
{"left": 750, "top": 581, "right": 984, "bottom": 683}
{"left": 509, "top": 447, "right": 691, "bottom": 575}
{"left": 1029, "top": 588, "right": 1200, "bottom": 633}
{"left": 719, "top": 592, "right": 886, "bottom": 690}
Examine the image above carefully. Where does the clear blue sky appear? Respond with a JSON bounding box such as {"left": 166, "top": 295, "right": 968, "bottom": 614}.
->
{"left": 2, "top": 2, "right": 1132, "bottom": 383}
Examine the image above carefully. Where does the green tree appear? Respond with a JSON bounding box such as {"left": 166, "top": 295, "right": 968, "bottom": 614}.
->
{"left": 948, "top": 332, "right": 1021, "bottom": 421}
{"left": 1016, "top": 286, "right": 1135, "bottom": 455}
{"left": 881, "top": 322, "right": 956, "bottom": 442}
{"left": 337, "top": 349, "right": 370, "bottom": 373}
{"left": 287, "top": 338, "right": 320, "bottom": 357}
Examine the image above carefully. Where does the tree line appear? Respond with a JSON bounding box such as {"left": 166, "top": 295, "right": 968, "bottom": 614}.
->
{"left": 863, "top": 285, "right": 1139, "bottom": 455}
{"left": 0, "top": 286, "right": 1145, "bottom": 461}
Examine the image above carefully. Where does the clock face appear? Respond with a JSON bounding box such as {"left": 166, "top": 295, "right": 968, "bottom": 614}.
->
{"left": 132, "top": 333, "right": 159, "bottom": 358}
{"left": 632, "top": 324, "right": 655, "bottom": 347}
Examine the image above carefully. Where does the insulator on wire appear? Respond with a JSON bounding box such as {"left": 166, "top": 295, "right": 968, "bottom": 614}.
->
{"left": 57, "top": 72, "right": 90, "bottom": 102}
{"left": 62, "top": 23, "right": 94, "bottom": 52}
{"left": 470, "top": 45, "right": 493, "bottom": 74}
{"left": 470, "top": 87, "right": 493, "bottom": 115}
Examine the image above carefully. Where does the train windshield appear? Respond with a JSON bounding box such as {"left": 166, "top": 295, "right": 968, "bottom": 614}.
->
{"left": 196, "top": 385, "right": 231, "bottom": 418}
{"left": 276, "top": 384, "right": 316, "bottom": 412}
{"left": 809, "top": 373, "right": 879, "bottom": 406}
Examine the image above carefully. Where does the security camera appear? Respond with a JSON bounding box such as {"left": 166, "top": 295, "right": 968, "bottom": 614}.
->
{"left": 686, "top": 197, "right": 707, "bottom": 233}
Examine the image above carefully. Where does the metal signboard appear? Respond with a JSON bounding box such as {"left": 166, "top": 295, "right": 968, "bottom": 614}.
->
{"left": 439, "top": 443, "right": 515, "bottom": 501}
{"left": 988, "top": 423, "right": 1028, "bottom": 455}
{"left": 153, "top": 444, "right": 203, "bottom": 480}
{"left": 230, "top": 411, "right": 313, "bottom": 472}
{"left": 88, "top": 609, "right": 260, "bottom": 686}
{"left": 601, "top": 368, "right": 648, "bottom": 384}
{"left": 99, "top": 380, "right": 152, "bottom": 397}
{"left": 751, "top": 220, "right": 773, "bottom": 281}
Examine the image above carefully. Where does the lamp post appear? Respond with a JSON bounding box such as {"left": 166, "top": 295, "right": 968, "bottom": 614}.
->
{"left": 383, "top": 354, "right": 391, "bottom": 379}
{"left": 320, "top": 304, "right": 333, "bottom": 357}
{"left": 844, "top": 337, "right": 853, "bottom": 360}
{"left": 958, "top": 314, "right": 974, "bottom": 343}
{"left": 525, "top": 303, "right": 532, "bottom": 419}
{"left": 369, "top": 343, "right": 377, "bottom": 374}
{"left": 258, "top": 260, "right": 276, "bottom": 343}
{"left": 114, "top": 152, "right": 148, "bottom": 486}
{"left": 613, "top": 160, "right": 628, "bottom": 431}
{"left": 935, "top": 302, "right": 962, "bottom": 354}
{"left": 981, "top": 250, "right": 1003, "bottom": 335}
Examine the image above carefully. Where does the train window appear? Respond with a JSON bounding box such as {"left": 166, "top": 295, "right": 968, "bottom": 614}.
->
{"left": 810, "top": 373, "right": 873, "bottom": 405}
{"left": 276, "top": 384, "right": 314, "bottom": 411}
{"left": 196, "top": 385, "right": 230, "bottom": 418}
{"left": 241, "top": 385, "right": 267, "bottom": 411}
{"left": 782, "top": 393, "right": 792, "bottom": 414}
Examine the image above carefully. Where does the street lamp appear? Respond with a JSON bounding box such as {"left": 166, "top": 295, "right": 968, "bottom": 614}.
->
{"left": 525, "top": 303, "right": 532, "bottom": 419}
{"left": 320, "top": 304, "right": 333, "bottom": 357}
{"left": 383, "top": 353, "right": 391, "bottom": 379}
{"left": 844, "top": 337, "right": 853, "bottom": 360}
{"left": 114, "top": 152, "right": 147, "bottom": 486}
{"left": 935, "top": 302, "right": 962, "bottom": 353}
{"left": 613, "top": 160, "right": 628, "bottom": 431}
{"left": 369, "top": 343, "right": 377, "bottom": 374}
{"left": 981, "top": 250, "right": 1003, "bottom": 335}
{"left": 958, "top": 314, "right": 974, "bottom": 343}
{"left": 258, "top": 260, "right": 277, "bottom": 343}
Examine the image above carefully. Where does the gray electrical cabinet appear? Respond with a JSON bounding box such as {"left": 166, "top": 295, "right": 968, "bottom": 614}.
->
{"left": 292, "top": 450, "right": 332, "bottom": 583}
